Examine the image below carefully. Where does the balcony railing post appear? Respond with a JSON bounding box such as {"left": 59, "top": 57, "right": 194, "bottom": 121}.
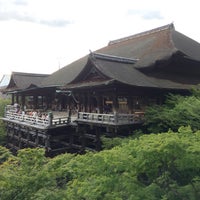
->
{"left": 114, "top": 111, "right": 118, "bottom": 124}
{"left": 48, "top": 112, "right": 53, "bottom": 126}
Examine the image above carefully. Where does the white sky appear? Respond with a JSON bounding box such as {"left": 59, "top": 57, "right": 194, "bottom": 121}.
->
{"left": 0, "top": 0, "right": 200, "bottom": 80}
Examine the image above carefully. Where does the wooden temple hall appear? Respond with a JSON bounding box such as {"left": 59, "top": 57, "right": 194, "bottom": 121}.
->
{"left": 2, "top": 23, "right": 200, "bottom": 155}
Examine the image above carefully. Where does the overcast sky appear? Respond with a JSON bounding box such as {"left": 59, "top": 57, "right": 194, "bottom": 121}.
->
{"left": 0, "top": 0, "right": 200, "bottom": 79}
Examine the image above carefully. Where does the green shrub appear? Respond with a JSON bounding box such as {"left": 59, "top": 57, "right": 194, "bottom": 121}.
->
{"left": 0, "top": 98, "right": 11, "bottom": 145}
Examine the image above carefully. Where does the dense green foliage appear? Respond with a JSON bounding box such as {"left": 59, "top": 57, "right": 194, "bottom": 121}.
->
{"left": 0, "top": 98, "right": 11, "bottom": 145}
{"left": 0, "top": 126, "right": 199, "bottom": 200}
{"left": 144, "top": 93, "right": 200, "bottom": 133}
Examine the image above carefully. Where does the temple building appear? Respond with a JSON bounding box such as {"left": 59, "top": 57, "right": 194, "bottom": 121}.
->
{"left": 2, "top": 23, "right": 200, "bottom": 155}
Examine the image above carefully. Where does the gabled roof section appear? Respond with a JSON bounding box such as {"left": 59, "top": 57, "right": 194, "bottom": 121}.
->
{"left": 69, "top": 52, "right": 139, "bottom": 85}
{"left": 96, "top": 23, "right": 200, "bottom": 70}
{"left": 5, "top": 72, "right": 49, "bottom": 92}
{"left": 90, "top": 53, "right": 191, "bottom": 89}
{"left": 64, "top": 52, "right": 191, "bottom": 90}
{"left": 40, "top": 56, "right": 88, "bottom": 87}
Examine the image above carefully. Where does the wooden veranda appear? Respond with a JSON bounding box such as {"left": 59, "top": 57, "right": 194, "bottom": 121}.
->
{"left": 2, "top": 105, "right": 144, "bottom": 156}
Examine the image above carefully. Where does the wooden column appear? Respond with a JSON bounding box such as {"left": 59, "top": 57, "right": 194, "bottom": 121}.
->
{"left": 96, "top": 95, "right": 103, "bottom": 113}
{"left": 21, "top": 94, "right": 25, "bottom": 110}
{"left": 80, "top": 130, "right": 86, "bottom": 152}
{"left": 87, "top": 93, "right": 91, "bottom": 112}
{"left": 12, "top": 94, "right": 15, "bottom": 105}
{"left": 16, "top": 94, "right": 19, "bottom": 104}
{"left": 45, "top": 135, "right": 50, "bottom": 151}
{"left": 83, "top": 94, "right": 87, "bottom": 112}
{"left": 112, "top": 94, "right": 119, "bottom": 112}
{"left": 127, "top": 95, "right": 133, "bottom": 114}
{"left": 69, "top": 132, "right": 74, "bottom": 148}
{"left": 26, "top": 127, "right": 30, "bottom": 146}
{"left": 95, "top": 127, "right": 101, "bottom": 151}
{"left": 33, "top": 95, "right": 38, "bottom": 109}
{"left": 35, "top": 131, "right": 39, "bottom": 146}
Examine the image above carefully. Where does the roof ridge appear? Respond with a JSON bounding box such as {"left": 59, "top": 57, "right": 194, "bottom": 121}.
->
{"left": 108, "top": 23, "right": 174, "bottom": 45}
{"left": 90, "top": 52, "right": 138, "bottom": 64}
{"left": 12, "top": 71, "right": 49, "bottom": 76}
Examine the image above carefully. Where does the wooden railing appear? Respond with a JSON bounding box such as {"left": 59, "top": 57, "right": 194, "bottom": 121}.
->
{"left": 4, "top": 105, "right": 70, "bottom": 127}
{"left": 4, "top": 105, "right": 144, "bottom": 127}
{"left": 5, "top": 111, "right": 49, "bottom": 126}
{"left": 77, "top": 112, "right": 144, "bottom": 125}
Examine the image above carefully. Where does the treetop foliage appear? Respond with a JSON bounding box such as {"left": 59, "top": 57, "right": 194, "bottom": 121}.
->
{"left": 144, "top": 91, "right": 200, "bottom": 133}
{"left": 0, "top": 126, "right": 199, "bottom": 200}
{"left": 0, "top": 98, "right": 11, "bottom": 145}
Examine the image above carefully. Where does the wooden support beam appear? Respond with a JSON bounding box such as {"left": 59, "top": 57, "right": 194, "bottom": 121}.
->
{"left": 80, "top": 130, "right": 86, "bottom": 151}
{"left": 95, "top": 127, "right": 101, "bottom": 151}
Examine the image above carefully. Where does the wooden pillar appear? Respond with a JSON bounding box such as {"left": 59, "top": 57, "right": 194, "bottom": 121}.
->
{"left": 18, "top": 131, "right": 22, "bottom": 149}
{"left": 96, "top": 95, "right": 103, "bottom": 113}
{"left": 16, "top": 94, "right": 19, "bottom": 104}
{"left": 33, "top": 95, "right": 38, "bottom": 109}
{"left": 21, "top": 94, "right": 25, "bottom": 110}
{"left": 69, "top": 132, "right": 74, "bottom": 148}
{"left": 80, "top": 130, "right": 86, "bottom": 152}
{"left": 82, "top": 94, "right": 87, "bottom": 112}
{"left": 127, "top": 95, "right": 133, "bottom": 114}
{"left": 48, "top": 112, "right": 53, "bottom": 126}
{"left": 112, "top": 94, "right": 119, "bottom": 112}
{"left": 35, "top": 131, "right": 39, "bottom": 146}
{"left": 45, "top": 135, "right": 50, "bottom": 151}
{"left": 95, "top": 127, "right": 101, "bottom": 151}
{"left": 26, "top": 128, "right": 30, "bottom": 146}
{"left": 12, "top": 94, "right": 15, "bottom": 104}
{"left": 87, "top": 93, "right": 91, "bottom": 112}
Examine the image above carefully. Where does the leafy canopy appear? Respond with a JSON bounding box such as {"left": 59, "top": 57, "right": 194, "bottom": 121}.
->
{"left": 0, "top": 127, "right": 199, "bottom": 200}
{"left": 144, "top": 92, "right": 200, "bottom": 133}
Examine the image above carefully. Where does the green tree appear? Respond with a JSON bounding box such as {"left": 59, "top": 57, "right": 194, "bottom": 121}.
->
{"left": 0, "top": 145, "right": 13, "bottom": 164}
{"left": 0, "top": 127, "right": 199, "bottom": 200}
{"left": 0, "top": 98, "right": 11, "bottom": 145}
{"left": 144, "top": 93, "right": 200, "bottom": 133}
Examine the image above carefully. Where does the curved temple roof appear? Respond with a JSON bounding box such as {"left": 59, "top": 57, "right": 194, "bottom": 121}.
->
{"left": 40, "top": 23, "right": 200, "bottom": 91}
{"left": 4, "top": 72, "right": 49, "bottom": 92}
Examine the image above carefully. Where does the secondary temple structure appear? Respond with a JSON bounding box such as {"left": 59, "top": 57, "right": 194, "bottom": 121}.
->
{"left": 2, "top": 23, "right": 200, "bottom": 155}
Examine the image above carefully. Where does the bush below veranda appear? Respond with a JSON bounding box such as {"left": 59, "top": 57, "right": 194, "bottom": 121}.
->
{"left": 0, "top": 126, "right": 199, "bottom": 200}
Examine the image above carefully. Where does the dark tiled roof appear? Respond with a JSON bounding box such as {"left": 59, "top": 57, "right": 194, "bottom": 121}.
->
{"left": 68, "top": 54, "right": 193, "bottom": 90}
{"left": 5, "top": 72, "right": 49, "bottom": 92}
{"left": 40, "top": 56, "right": 88, "bottom": 87}
{"left": 171, "top": 30, "right": 200, "bottom": 61}
{"left": 40, "top": 23, "right": 200, "bottom": 90}
{"left": 97, "top": 23, "right": 200, "bottom": 69}
{"left": 66, "top": 79, "right": 116, "bottom": 89}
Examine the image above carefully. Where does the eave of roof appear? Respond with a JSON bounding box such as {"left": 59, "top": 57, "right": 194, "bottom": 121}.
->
{"left": 64, "top": 79, "right": 116, "bottom": 90}
{"left": 91, "top": 56, "right": 193, "bottom": 90}
{"left": 5, "top": 72, "right": 49, "bottom": 92}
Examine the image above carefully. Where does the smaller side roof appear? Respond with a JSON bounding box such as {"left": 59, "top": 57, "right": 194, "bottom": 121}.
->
{"left": 5, "top": 72, "right": 49, "bottom": 92}
{"left": 91, "top": 53, "right": 193, "bottom": 90}
{"left": 64, "top": 53, "right": 193, "bottom": 90}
